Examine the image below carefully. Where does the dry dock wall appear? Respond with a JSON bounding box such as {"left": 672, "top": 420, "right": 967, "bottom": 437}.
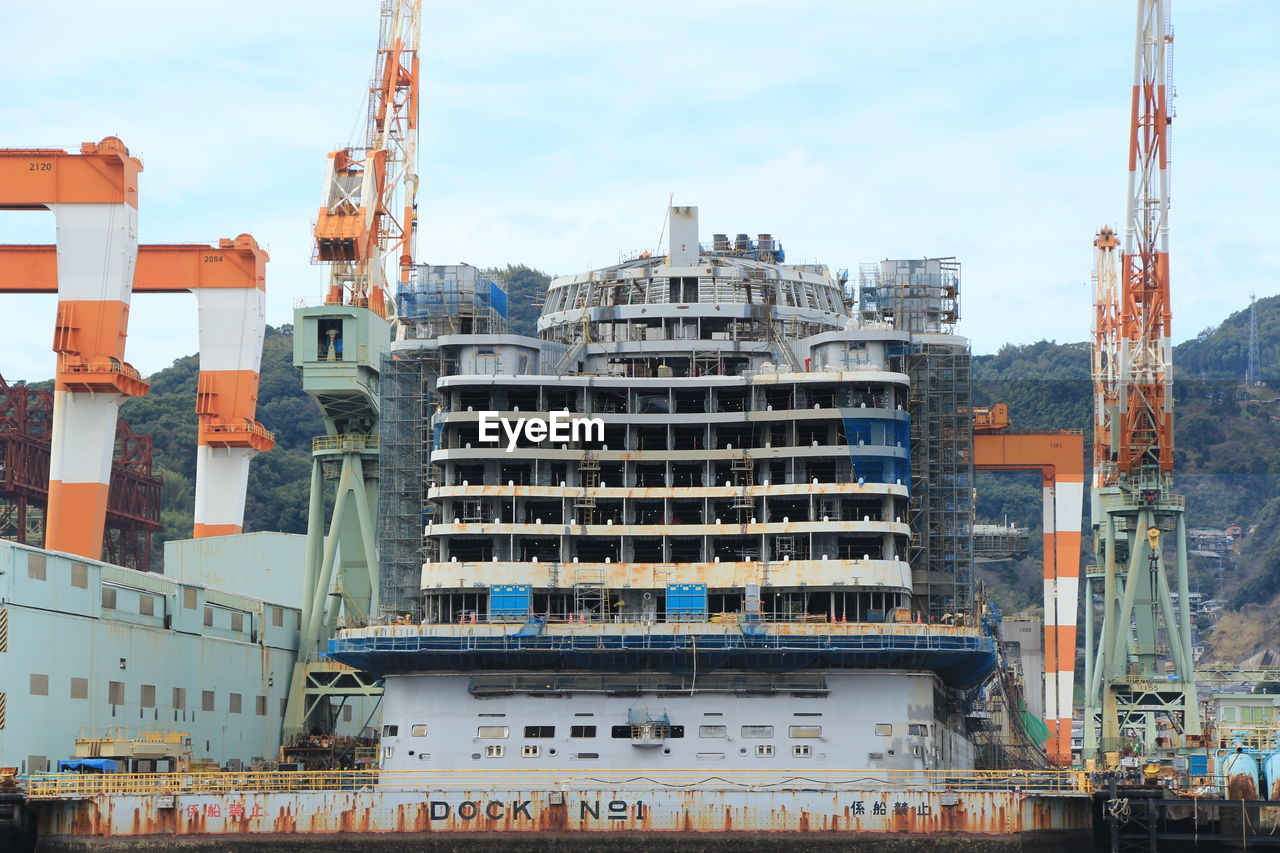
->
{"left": 30, "top": 788, "right": 1091, "bottom": 849}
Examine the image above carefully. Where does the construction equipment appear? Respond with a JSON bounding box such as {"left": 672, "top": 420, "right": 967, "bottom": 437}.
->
{"left": 285, "top": 0, "right": 421, "bottom": 740}
{"left": 971, "top": 406, "right": 1085, "bottom": 765}
{"left": 0, "top": 139, "right": 273, "bottom": 557}
{"left": 1083, "top": 0, "right": 1199, "bottom": 759}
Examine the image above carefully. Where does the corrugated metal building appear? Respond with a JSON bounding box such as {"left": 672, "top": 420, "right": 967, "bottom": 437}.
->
{"left": 0, "top": 539, "right": 307, "bottom": 772}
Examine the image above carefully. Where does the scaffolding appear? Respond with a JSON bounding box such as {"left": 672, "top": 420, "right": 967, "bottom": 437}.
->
{"left": 376, "top": 350, "right": 434, "bottom": 621}
{"left": 396, "top": 264, "right": 509, "bottom": 338}
{"left": 906, "top": 340, "right": 974, "bottom": 620}
{"left": 859, "top": 258, "right": 960, "bottom": 333}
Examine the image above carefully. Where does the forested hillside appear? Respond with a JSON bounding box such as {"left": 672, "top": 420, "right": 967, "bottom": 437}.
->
{"left": 971, "top": 298, "right": 1280, "bottom": 636}
{"left": 117, "top": 325, "right": 322, "bottom": 557}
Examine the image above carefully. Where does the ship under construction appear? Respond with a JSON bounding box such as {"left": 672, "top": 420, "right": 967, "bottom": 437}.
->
{"left": 332, "top": 206, "right": 1037, "bottom": 777}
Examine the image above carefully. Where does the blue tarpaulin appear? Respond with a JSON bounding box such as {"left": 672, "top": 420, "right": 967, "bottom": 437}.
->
{"left": 58, "top": 759, "right": 119, "bottom": 773}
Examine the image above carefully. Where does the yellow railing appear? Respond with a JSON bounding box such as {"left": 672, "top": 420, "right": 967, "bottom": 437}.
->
{"left": 63, "top": 360, "right": 143, "bottom": 382}
{"left": 203, "top": 421, "right": 276, "bottom": 442}
{"left": 312, "top": 434, "right": 380, "bottom": 453}
{"left": 23, "top": 768, "right": 1089, "bottom": 799}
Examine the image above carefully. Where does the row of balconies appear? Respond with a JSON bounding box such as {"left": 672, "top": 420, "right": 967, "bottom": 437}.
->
{"left": 435, "top": 531, "right": 900, "bottom": 565}
{"left": 436, "top": 494, "right": 905, "bottom": 526}
{"left": 436, "top": 416, "right": 909, "bottom": 455}
{"left": 444, "top": 382, "right": 903, "bottom": 417}
{"left": 437, "top": 456, "right": 909, "bottom": 490}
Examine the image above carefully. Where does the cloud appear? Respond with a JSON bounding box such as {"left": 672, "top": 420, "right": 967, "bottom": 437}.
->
{"left": 2, "top": 0, "right": 1277, "bottom": 379}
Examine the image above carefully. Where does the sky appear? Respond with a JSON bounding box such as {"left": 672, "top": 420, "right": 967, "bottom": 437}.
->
{"left": 1, "top": 0, "right": 1277, "bottom": 381}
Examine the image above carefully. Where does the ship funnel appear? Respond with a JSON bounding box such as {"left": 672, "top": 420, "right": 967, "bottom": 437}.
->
{"left": 669, "top": 206, "right": 699, "bottom": 266}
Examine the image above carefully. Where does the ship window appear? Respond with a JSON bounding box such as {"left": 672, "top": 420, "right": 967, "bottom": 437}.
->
{"left": 102, "top": 587, "right": 117, "bottom": 609}
{"left": 793, "top": 712, "right": 822, "bottom": 717}
{"left": 202, "top": 690, "right": 214, "bottom": 711}
{"left": 411, "top": 724, "right": 428, "bottom": 737}
{"left": 383, "top": 725, "right": 399, "bottom": 737}
{"left": 524, "top": 726, "right": 555, "bottom": 738}
{"left": 71, "top": 678, "right": 88, "bottom": 700}
{"left": 484, "top": 745, "right": 505, "bottom": 757}
{"left": 343, "top": 706, "right": 353, "bottom": 722}
{"left": 140, "top": 685, "right": 155, "bottom": 708}
{"left": 231, "top": 612, "right": 244, "bottom": 632}
{"left": 909, "top": 724, "right": 929, "bottom": 736}
{"left": 109, "top": 681, "right": 124, "bottom": 705}
{"left": 203, "top": 607, "right": 212, "bottom": 626}
{"left": 256, "top": 696, "right": 267, "bottom": 716}
{"left": 229, "top": 693, "right": 242, "bottom": 714}
{"left": 521, "top": 745, "right": 540, "bottom": 757}
{"left": 875, "top": 724, "right": 893, "bottom": 736}
{"left": 793, "top": 745, "right": 812, "bottom": 758}
{"left": 789, "top": 726, "right": 822, "bottom": 739}
{"left": 139, "top": 596, "right": 154, "bottom": 616}
{"left": 29, "top": 674, "right": 48, "bottom": 696}
{"left": 70, "top": 562, "right": 88, "bottom": 589}
{"left": 172, "top": 687, "right": 186, "bottom": 710}
{"left": 272, "top": 607, "right": 284, "bottom": 627}
{"left": 740, "top": 726, "right": 773, "bottom": 738}
{"left": 570, "top": 726, "right": 596, "bottom": 738}
{"left": 756, "top": 745, "right": 775, "bottom": 757}
{"left": 696, "top": 753, "right": 725, "bottom": 761}
{"left": 27, "top": 554, "right": 46, "bottom": 580}
{"left": 478, "top": 726, "right": 509, "bottom": 739}
{"left": 383, "top": 746, "right": 394, "bottom": 760}
{"left": 183, "top": 587, "right": 197, "bottom": 609}
{"left": 699, "top": 725, "right": 727, "bottom": 738}
{"left": 574, "top": 753, "right": 599, "bottom": 760}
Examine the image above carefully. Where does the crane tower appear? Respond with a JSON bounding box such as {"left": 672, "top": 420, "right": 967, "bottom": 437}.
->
{"left": 1083, "top": 0, "right": 1200, "bottom": 761}
{"left": 284, "top": 0, "right": 421, "bottom": 739}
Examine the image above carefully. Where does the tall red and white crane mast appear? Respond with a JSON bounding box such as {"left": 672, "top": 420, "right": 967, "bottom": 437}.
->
{"left": 1085, "top": 0, "right": 1199, "bottom": 761}
{"left": 313, "top": 0, "right": 420, "bottom": 317}
{"left": 1117, "top": 0, "right": 1174, "bottom": 488}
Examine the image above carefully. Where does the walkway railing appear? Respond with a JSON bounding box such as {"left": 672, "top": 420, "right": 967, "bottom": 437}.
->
{"left": 24, "top": 768, "right": 1089, "bottom": 799}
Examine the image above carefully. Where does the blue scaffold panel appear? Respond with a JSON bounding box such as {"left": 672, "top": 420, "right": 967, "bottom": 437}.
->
{"left": 490, "top": 584, "right": 532, "bottom": 616}
{"left": 489, "top": 280, "right": 509, "bottom": 318}
{"left": 666, "top": 583, "right": 708, "bottom": 616}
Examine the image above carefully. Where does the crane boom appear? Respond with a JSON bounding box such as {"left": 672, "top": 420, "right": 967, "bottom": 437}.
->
{"left": 313, "top": 0, "right": 420, "bottom": 317}
{"left": 1117, "top": 0, "right": 1174, "bottom": 486}
{"left": 1084, "top": 0, "right": 1200, "bottom": 763}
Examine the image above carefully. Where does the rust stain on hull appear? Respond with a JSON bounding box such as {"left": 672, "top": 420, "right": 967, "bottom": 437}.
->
{"left": 33, "top": 788, "right": 1092, "bottom": 840}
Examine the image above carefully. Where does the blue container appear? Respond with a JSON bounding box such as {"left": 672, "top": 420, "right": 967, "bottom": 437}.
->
{"left": 666, "top": 583, "right": 708, "bottom": 618}
{"left": 489, "top": 584, "right": 532, "bottom": 617}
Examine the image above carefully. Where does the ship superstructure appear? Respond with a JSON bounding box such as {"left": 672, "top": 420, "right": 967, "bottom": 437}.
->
{"left": 332, "top": 206, "right": 995, "bottom": 772}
